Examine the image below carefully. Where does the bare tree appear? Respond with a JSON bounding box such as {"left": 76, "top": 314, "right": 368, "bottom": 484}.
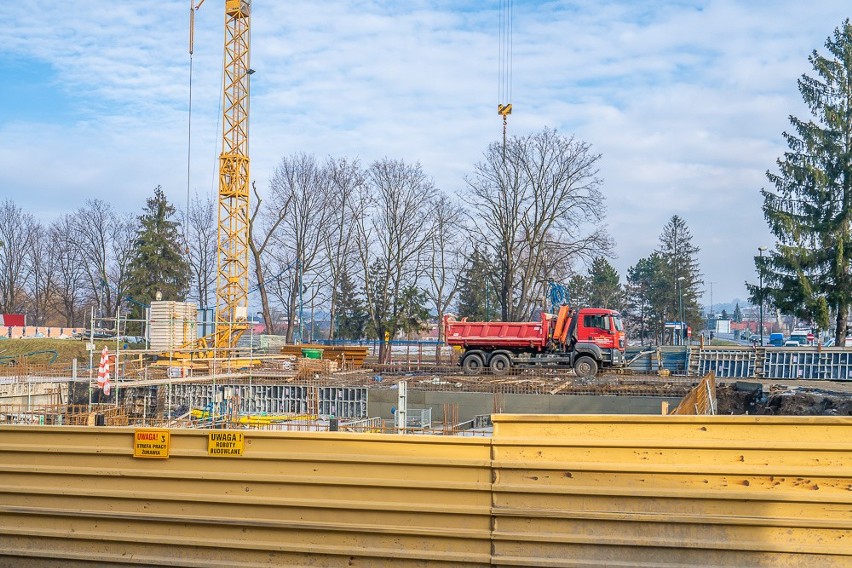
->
{"left": 266, "top": 154, "right": 334, "bottom": 342}
{"left": 51, "top": 215, "right": 89, "bottom": 327}
{"left": 186, "top": 192, "right": 217, "bottom": 310}
{"left": 0, "top": 199, "right": 38, "bottom": 314}
{"left": 107, "top": 214, "right": 135, "bottom": 323}
{"left": 356, "top": 158, "right": 434, "bottom": 362}
{"left": 424, "top": 192, "right": 464, "bottom": 357}
{"left": 466, "top": 127, "right": 612, "bottom": 321}
{"left": 72, "top": 199, "right": 135, "bottom": 326}
{"left": 25, "top": 223, "right": 58, "bottom": 326}
{"left": 322, "top": 157, "right": 367, "bottom": 339}
{"left": 249, "top": 181, "right": 290, "bottom": 335}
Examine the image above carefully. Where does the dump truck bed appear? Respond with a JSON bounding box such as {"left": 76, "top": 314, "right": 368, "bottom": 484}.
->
{"left": 445, "top": 313, "right": 551, "bottom": 350}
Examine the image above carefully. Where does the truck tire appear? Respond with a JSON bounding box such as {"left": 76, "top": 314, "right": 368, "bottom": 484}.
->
{"left": 489, "top": 353, "right": 511, "bottom": 375}
{"left": 574, "top": 355, "right": 598, "bottom": 379}
{"left": 461, "top": 353, "right": 485, "bottom": 375}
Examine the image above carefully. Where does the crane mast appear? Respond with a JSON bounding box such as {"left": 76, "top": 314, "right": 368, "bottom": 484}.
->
{"left": 213, "top": 0, "right": 251, "bottom": 349}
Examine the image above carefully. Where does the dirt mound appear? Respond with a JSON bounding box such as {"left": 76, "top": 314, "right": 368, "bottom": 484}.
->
{"left": 717, "top": 383, "right": 852, "bottom": 415}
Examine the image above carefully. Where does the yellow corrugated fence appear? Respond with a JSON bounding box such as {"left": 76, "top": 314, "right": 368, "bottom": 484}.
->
{"left": 492, "top": 414, "right": 852, "bottom": 567}
{"left": 0, "top": 414, "right": 850, "bottom": 567}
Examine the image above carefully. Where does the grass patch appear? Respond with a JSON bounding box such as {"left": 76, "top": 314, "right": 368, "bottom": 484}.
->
{"left": 0, "top": 338, "right": 142, "bottom": 366}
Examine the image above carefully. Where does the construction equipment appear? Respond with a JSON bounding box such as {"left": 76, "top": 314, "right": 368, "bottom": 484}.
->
{"left": 444, "top": 305, "right": 626, "bottom": 378}
{"left": 190, "top": 0, "right": 252, "bottom": 352}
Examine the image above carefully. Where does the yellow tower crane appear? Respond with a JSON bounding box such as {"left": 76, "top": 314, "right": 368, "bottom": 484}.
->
{"left": 191, "top": 0, "right": 252, "bottom": 352}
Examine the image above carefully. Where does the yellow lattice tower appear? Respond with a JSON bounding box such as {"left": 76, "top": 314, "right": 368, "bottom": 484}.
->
{"left": 214, "top": 0, "right": 252, "bottom": 350}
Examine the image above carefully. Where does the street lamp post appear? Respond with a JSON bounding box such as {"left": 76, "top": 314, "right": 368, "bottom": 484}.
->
{"left": 677, "top": 276, "right": 686, "bottom": 346}
{"left": 758, "top": 246, "right": 767, "bottom": 346}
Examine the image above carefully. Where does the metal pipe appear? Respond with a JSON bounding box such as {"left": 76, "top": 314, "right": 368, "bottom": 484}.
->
{"left": 758, "top": 246, "right": 767, "bottom": 346}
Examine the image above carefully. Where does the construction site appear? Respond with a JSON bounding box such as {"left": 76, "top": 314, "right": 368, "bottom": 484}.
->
{"left": 1, "top": 1, "right": 851, "bottom": 567}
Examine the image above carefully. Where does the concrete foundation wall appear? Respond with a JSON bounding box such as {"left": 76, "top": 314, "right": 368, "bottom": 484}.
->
{"left": 368, "top": 388, "right": 679, "bottom": 422}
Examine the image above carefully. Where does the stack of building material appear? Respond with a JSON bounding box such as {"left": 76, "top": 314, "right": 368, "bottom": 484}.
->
{"left": 280, "top": 345, "right": 369, "bottom": 368}
{"left": 296, "top": 357, "right": 339, "bottom": 380}
{"left": 149, "top": 301, "right": 198, "bottom": 351}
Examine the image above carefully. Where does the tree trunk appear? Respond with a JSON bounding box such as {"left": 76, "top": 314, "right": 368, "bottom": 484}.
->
{"left": 835, "top": 304, "right": 848, "bottom": 345}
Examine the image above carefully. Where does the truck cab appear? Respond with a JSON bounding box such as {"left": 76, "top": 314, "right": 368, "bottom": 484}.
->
{"left": 569, "top": 308, "right": 626, "bottom": 376}
{"left": 574, "top": 309, "right": 625, "bottom": 351}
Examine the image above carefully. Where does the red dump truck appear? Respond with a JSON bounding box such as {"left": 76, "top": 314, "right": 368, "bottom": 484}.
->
{"left": 444, "top": 306, "right": 626, "bottom": 378}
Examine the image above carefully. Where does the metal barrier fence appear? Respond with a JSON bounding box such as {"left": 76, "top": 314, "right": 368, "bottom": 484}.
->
{"left": 1, "top": 416, "right": 849, "bottom": 566}
{"left": 0, "top": 426, "right": 494, "bottom": 567}
{"left": 490, "top": 414, "right": 852, "bottom": 567}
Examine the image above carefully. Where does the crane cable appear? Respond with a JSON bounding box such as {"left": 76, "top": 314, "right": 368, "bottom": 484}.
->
{"left": 497, "top": 0, "right": 513, "bottom": 161}
{"left": 186, "top": 1, "right": 203, "bottom": 254}
{"left": 186, "top": 0, "right": 221, "bottom": 259}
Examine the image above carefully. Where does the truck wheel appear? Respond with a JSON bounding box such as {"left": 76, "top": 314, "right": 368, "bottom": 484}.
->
{"left": 462, "top": 353, "right": 484, "bottom": 375}
{"left": 489, "top": 353, "right": 511, "bottom": 375}
{"left": 574, "top": 356, "right": 598, "bottom": 379}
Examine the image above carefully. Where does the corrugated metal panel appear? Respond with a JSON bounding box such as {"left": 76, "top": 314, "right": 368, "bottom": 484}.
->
{"left": 630, "top": 345, "right": 852, "bottom": 381}
{"left": 0, "top": 427, "right": 492, "bottom": 567}
{"left": 491, "top": 414, "right": 852, "bottom": 567}
{"left": 669, "top": 372, "right": 717, "bottom": 415}
{"left": 625, "top": 346, "right": 689, "bottom": 374}
{"left": 2, "top": 417, "right": 850, "bottom": 566}
{"left": 149, "top": 301, "right": 198, "bottom": 351}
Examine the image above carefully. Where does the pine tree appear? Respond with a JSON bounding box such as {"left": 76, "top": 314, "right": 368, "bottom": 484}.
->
{"left": 657, "top": 215, "right": 702, "bottom": 338}
{"left": 456, "top": 248, "right": 498, "bottom": 320}
{"left": 586, "top": 257, "right": 622, "bottom": 310}
{"left": 335, "top": 270, "right": 367, "bottom": 339}
{"left": 751, "top": 20, "right": 852, "bottom": 343}
{"left": 732, "top": 303, "right": 743, "bottom": 323}
{"left": 624, "top": 253, "right": 669, "bottom": 345}
{"left": 567, "top": 274, "right": 590, "bottom": 308}
{"left": 125, "top": 186, "right": 190, "bottom": 323}
{"left": 397, "top": 285, "right": 430, "bottom": 339}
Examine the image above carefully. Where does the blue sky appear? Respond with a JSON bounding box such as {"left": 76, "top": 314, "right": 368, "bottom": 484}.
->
{"left": 1, "top": 1, "right": 849, "bottom": 307}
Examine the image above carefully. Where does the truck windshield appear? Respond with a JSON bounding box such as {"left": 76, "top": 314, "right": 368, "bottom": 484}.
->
{"left": 612, "top": 315, "right": 624, "bottom": 331}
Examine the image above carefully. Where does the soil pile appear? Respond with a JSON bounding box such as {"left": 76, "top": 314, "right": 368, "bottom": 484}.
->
{"left": 717, "top": 383, "right": 852, "bottom": 415}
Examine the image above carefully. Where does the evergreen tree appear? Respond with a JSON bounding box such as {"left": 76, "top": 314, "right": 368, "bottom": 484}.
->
{"left": 586, "top": 257, "right": 622, "bottom": 310}
{"left": 624, "top": 253, "right": 669, "bottom": 345}
{"left": 456, "top": 248, "right": 498, "bottom": 320}
{"left": 732, "top": 303, "right": 743, "bottom": 323}
{"left": 657, "top": 215, "right": 702, "bottom": 339}
{"left": 397, "top": 285, "right": 430, "bottom": 339}
{"left": 364, "top": 259, "right": 392, "bottom": 341}
{"left": 567, "top": 274, "right": 590, "bottom": 308}
{"left": 335, "top": 271, "right": 367, "bottom": 339}
{"left": 125, "top": 186, "right": 190, "bottom": 323}
{"left": 721, "top": 309, "right": 729, "bottom": 320}
{"left": 750, "top": 20, "right": 852, "bottom": 343}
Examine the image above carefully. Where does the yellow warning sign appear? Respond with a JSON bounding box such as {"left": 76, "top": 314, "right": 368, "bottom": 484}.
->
{"left": 133, "top": 429, "right": 170, "bottom": 459}
{"left": 208, "top": 432, "right": 245, "bottom": 457}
